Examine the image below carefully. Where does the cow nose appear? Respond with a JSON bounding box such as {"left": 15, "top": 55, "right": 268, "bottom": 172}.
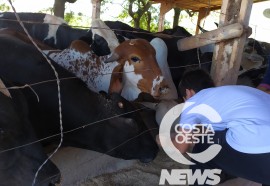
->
{"left": 152, "top": 84, "right": 169, "bottom": 98}
{"left": 159, "top": 86, "right": 169, "bottom": 95}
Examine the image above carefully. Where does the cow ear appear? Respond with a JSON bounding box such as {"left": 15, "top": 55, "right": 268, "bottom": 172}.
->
{"left": 240, "top": 52, "right": 264, "bottom": 74}
{"left": 108, "top": 65, "right": 123, "bottom": 94}
{"left": 104, "top": 52, "right": 119, "bottom": 63}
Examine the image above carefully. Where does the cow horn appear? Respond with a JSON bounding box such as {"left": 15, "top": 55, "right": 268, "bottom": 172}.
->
{"left": 0, "top": 78, "right": 11, "bottom": 98}
{"left": 104, "top": 52, "right": 119, "bottom": 63}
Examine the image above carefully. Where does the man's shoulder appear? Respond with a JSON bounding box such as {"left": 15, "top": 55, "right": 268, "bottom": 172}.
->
{"left": 202, "top": 85, "right": 256, "bottom": 93}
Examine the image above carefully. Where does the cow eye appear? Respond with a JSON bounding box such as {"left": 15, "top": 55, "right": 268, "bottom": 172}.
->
{"left": 118, "top": 102, "right": 124, "bottom": 109}
{"left": 131, "top": 56, "right": 140, "bottom": 63}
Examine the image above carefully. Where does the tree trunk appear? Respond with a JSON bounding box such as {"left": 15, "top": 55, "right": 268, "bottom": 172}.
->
{"left": 134, "top": 18, "right": 140, "bottom": 29}
{"left": 146, "top": 11, "right": 151, "bottom": 31}
{"left": 53, "top": 0, "right": 77, "bottom": 18}
{"left": 173, "top": 8, "right": 181, "bottom": 28}
{"left": 54, "top": 0, "right": 66, "bottom": 18}
{"left": 92, "top": 0, "right": 101, "bottom": 19}
{"left": 128, "top": 0, "right": 151, "bottom": 29}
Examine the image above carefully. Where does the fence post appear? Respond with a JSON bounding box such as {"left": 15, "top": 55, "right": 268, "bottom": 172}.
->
{"left": 210, "top": 0, "right": 253, "bottom": 86}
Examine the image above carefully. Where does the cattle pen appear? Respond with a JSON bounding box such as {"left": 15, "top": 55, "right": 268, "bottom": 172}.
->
{"left": 0, "top": 0, "right": 270, "bottom": 186}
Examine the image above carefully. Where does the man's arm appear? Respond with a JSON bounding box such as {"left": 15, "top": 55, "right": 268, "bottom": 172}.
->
{"left": 156, "top": 127, "right": 193, "bottom": 154}
{"left": 171, "top": 131, "right": 193, "bottom": 153}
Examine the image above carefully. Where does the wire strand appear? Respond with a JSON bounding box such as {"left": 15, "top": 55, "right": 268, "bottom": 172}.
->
{"left": 0, "top": 107, "right": 147, "bottom": 155}
{"left": 6, "top": 1, "right": 64, "bottom": 186}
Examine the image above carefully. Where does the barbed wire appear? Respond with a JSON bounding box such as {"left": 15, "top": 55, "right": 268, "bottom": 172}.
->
{"left": 1, "top": 1, "right": 269, "bottom": 184}
{"left": 5, "top": 1, "right": 64, "bottom": 185}
{"left": 38, "top": 127, "right": 159, "bottom": 185}
{"left": 0, "top": 0, "right": 268, "bottom": 141}
{"left": 0, "top": 106, "right": 149, "bottom": 155}
{"left": 2, "top": 17, "right": 270, "bottom": 55}
{"left": 1, "top": 15, "right": 270, "bottom": 42}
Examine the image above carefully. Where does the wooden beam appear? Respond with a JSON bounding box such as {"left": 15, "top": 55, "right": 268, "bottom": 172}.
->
{"left": 91, "top": 0, "right": 101, "bottom": 19}
{"left": 210, "top": 0, "right": 253, "bottom": 86}
{"left": 158, "top": 2, "right": 174, "bottom": 31}
{"left": 177, "top": 23, "right": 244, "bottom": 51}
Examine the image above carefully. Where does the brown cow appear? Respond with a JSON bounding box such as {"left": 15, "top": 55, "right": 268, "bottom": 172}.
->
{"left": 45, "top": 39, "right": 169, "bottom": 101}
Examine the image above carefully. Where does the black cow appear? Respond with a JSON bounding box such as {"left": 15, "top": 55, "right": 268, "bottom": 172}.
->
{"left": 103, "top": 21, "right": 270, "bottom": 88}
{"left": 238, "top": 38, "right": 269, "bottom": 87}
{"left": 0, "top": 78, "right": 60, "bottom": 186}
{"left": 0, "top": 12, "right": 117, "bottom": 56}
{"left": 0, "top": 13, "right": 203, "bottom": 86}
{"left": 0, "top": 12, "right": 89, "bottom": 49}
{"left": 0, "top": 34, "right": 158, "bottom": 162}
{"left": 0, "top": 13, "right": 205, "bottom": 87}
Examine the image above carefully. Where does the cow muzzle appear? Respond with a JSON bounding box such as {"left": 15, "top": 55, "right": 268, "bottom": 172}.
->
{"left": 152, "top": 80, "right": 169, "bottom": 99}
{"left": 49, "top": 173, "right": 61, "bottom": 186}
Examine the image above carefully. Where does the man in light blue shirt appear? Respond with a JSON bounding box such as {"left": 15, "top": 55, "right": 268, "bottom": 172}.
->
{"left": 176, "top": 68, "right": 270, "bottom": 186}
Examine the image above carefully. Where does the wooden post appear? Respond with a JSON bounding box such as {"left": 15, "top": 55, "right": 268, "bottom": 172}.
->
{"left": 178, "top": 23, "right": 244, "bottom": 51}
{"left": 210, "top": 0, "right": 253, "bottom": 86}
{"left": 195, "top": 8, "right": 211, "bottom": 35}
{"left": 158, "top": 2, "right": 173, "bottom": 32}
{"left": 91, "top": 0, "right": 101, "bottom": 19}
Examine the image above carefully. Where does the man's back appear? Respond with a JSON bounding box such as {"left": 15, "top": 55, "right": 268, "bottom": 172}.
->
{"left": 180, "top": 85, "right": 270, "bottom": 153}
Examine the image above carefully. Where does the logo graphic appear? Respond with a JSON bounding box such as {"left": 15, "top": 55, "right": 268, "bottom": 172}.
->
{"left": 159, "top": 102, "right": 222, "bottom": 165}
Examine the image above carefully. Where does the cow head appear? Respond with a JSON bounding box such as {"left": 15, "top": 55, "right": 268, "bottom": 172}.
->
{"left": 105, "top": 39, "right": 169, "bottom": 100}
{"left": 94, "top": 92, "right": 159, "bottom": 162}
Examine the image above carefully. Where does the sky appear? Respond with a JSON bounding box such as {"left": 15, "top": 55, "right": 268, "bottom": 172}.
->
{"left": 1, "top": 0, "right": 270, "bottom": 42}
{"left": 249, "top": 1, "right": 270, "bottom": 43}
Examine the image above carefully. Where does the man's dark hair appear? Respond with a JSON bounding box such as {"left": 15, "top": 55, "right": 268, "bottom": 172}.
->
{"left": 178, "top": 68, "right": 215, "bottom": 98}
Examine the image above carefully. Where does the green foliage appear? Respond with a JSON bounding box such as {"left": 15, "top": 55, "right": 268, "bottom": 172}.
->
{"left": 101, "top": 0, "right": 113, "bottom": 6}
{"left": 116, "top": 0, "right": 129, "bottom": 20}
{"left": 0, "top": 3, "right": 10, "bottom": 11}
{"left": 178, "top": 11, "right": 198, "bottom": 34}
{"left": 65, "top": 11, "right": 76, "bottom": 23}
{"left": 37, "top": 7, "right": 90, "bottom": 28}
{"left": 140, "top": 6, "right": 156, "bottom": 32}
{"left": 64, "top": 11, "right": 90, "bottom": 28}
{"left": 116, "top": 0, "right": 160, "bottom": 32}
{"left": 100, "top": 0, "right": 113, "bottom": 15}
{"left": 110, "top": 1, "right": 173, "bottom": 32}
{"left": 163, "top": 20, "right": 171, "bottom": 30}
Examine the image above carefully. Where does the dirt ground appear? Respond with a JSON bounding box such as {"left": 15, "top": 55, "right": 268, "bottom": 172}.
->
{"left": 50, "top": 147, "right": 261, "bottom": 186}
{"left": 51, "top": 147, "right": 187, "bottom": 186}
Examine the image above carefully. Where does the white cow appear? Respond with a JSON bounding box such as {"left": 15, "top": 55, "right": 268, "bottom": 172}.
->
{"left": 139, "top": 38, "right": 179, "bottom": 126}
{"left": 150, "top": 38, "right": 178, "bottom": 100}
